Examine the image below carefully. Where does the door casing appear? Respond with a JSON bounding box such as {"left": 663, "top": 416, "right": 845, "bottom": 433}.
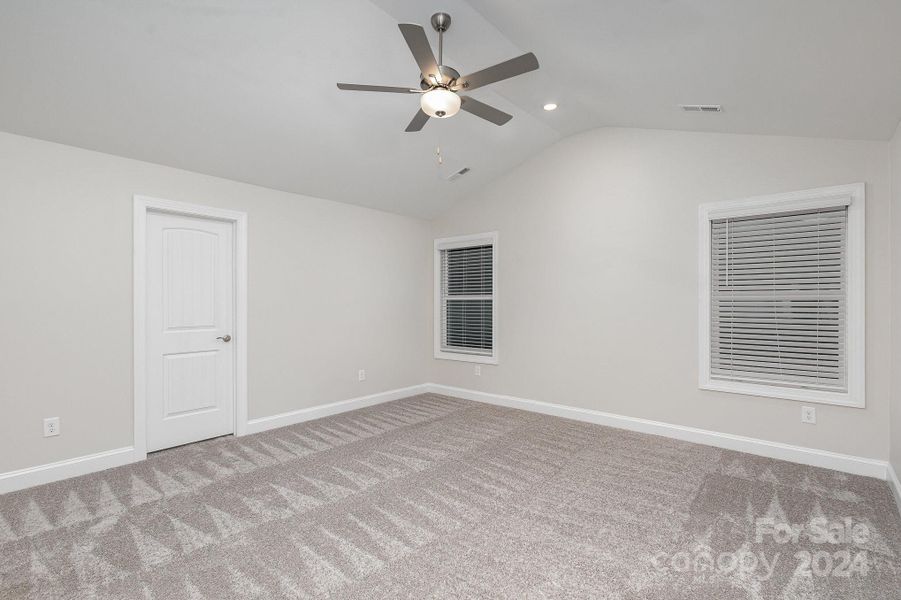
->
{"left": 134, "top": 195, "right": 248, "bottom": 458}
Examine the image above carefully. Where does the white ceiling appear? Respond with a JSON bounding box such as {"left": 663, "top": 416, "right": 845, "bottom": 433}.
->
{"left": 1, "top": 0, "right": 900, "bottom": 218}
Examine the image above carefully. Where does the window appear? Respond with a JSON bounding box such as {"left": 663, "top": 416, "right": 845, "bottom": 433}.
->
{"left": 434, "top": 232, "right": 498, "bottom": 364}
{"left": 699, "top": 184, "right": 865, "bottom": 407}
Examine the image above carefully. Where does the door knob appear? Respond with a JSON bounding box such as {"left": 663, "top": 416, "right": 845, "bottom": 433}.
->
{"left": 216, "top": 334, "right": 232, "bottom": 342}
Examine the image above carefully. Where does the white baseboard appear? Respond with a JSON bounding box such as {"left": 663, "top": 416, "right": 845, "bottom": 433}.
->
{"left": 2, "top": 383, "right": 892, "bottom": 498}
{"left": 888, "top": 463, "right": 901, "bottom": 519}
{"left": 0, "top": 446, "right": 143, "bottom": 495}
{"left": 426, "top": 384, "right": 890, "bottom": 481}
{"left": 1, "top": 384, "right": 429, "bottom": 495}
{"left": 243, "top": 384, "right": 430, "bottom": 435}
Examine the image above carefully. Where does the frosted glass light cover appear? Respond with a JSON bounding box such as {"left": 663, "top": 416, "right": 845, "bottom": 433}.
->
{"left": 421, "top": 88, "right": 461, "bottom": 118}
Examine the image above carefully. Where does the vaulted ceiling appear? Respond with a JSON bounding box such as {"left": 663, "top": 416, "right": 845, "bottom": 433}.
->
{"left": 2, "top": 0, "right": 900, "bottom": 218}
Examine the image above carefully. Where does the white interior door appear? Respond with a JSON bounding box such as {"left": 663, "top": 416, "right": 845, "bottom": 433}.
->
{"left": 146, "top": 211, "right": 235, "bottom": 452}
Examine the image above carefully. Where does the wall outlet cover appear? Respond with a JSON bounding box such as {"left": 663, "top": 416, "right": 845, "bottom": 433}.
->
{"left": 801, "top": 406, "right": 816, "bottom": 424}
{"left": 43, "top": 417, "right": 60, "bottom": 437}
{"left": 358, "top": 369, "right": 366, "bottom": 381}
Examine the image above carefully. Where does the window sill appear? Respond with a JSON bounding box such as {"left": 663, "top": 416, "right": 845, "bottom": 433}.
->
{"left": 699, "top": 378, "right": 863, "bottom": 408}
{"left": 434, "top": 350, "right": 498, "bottom": 365}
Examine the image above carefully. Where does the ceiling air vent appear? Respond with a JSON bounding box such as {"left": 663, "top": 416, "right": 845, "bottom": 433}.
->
{"left": 680, "top": 104, "right": 722, "bottom": 112}
{"left": 446, "top": 167, "right": 470, "bottom": 182}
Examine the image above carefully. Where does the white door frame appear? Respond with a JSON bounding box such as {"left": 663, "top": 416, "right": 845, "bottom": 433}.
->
{"left": 133, "top": 195, "right": 248, "bottom": 458}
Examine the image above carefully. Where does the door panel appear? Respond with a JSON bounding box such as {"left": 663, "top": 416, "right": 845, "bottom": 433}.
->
{"left": 163, "top": 351, "right": 218, "bottom": 418}
{"left": 146, "top": 212, "right": 235, "bottom": 452}
{"left": 163, "top": 228, "right": 217, "bottom": 329}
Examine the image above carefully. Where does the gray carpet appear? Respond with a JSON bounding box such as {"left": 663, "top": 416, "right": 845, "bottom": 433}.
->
{"left": 1, "top": 394, "right": 899, "bottom": 599}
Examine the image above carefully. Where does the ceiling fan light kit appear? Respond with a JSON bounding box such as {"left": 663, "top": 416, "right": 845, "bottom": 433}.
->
{"left": 337, "top": 12, "right": 539, "bottom": 132}
{"left": 421, "top": 88, "right": 460, "bottom": 118}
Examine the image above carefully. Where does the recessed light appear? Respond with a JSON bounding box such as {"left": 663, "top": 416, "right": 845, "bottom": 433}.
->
{"left": 543, "top": 103, "right": 558, "bottom": 111}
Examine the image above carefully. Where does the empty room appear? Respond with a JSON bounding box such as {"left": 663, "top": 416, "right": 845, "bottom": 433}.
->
{"left": 2, "top": 1, "right": 901, "bottom": 598}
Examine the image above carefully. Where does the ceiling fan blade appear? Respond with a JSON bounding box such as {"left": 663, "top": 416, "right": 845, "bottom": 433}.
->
{"left": 398, "top": 24, "right": 440, "bottom": 82}
{"left": 405, "top": 109, "right": 430, "bottom": 132}
{"left": 459, "top": 96, "right": 513, "bottom": 126}
{"left": 455, "top": 53, "right": 539, "bottom": 92}
{"left": 337, "top": 83, "right": 417, "bottom": 93}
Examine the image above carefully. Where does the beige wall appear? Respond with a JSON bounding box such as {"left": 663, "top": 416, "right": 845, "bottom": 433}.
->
{"left": 2, "top": 125, "right": 898, "bottom": 478}
{"left": 892, "top": 121, "right": 901, "bottom": 475}
{"left": 431, "top": 127, "right": 893, "bottom": 460}
{"left": 0, "top": 132, "right": 431, "bottom": 473}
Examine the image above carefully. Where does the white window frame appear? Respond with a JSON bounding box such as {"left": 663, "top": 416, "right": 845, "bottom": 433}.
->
{"left": 434, "top": 232, "right": 499, "bottom": 364}
{"left": 698, "top": 183, "right": 865, "bottom": 408}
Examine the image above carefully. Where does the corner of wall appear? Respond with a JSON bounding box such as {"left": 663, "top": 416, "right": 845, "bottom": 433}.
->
{"left": 891, "top": 119, "right": 901, "bottom": 485}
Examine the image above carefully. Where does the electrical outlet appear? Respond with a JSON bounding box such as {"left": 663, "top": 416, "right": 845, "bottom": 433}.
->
{"left": 358, "top": 369, "right": 366, "bottom": 382}
{"left": 801, "top": 406, "right": 816, "bottom": 424}
{"left": 44, "top": 417, "right": 60, "bottom": 437}
{"left": 474, "top": 365, "right": 481, "bottom": 376}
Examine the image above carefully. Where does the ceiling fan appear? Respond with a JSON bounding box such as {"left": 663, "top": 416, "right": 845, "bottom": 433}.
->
{"left": 336, "top": 12, "right": 539, "bottom": 132}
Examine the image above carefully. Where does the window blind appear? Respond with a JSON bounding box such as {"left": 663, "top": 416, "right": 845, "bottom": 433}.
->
{"left": 710, "top": 206, "right": 848, "bottom": 392}
{"left": 440, "top": 244, "right": 493, "bottom": 355}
